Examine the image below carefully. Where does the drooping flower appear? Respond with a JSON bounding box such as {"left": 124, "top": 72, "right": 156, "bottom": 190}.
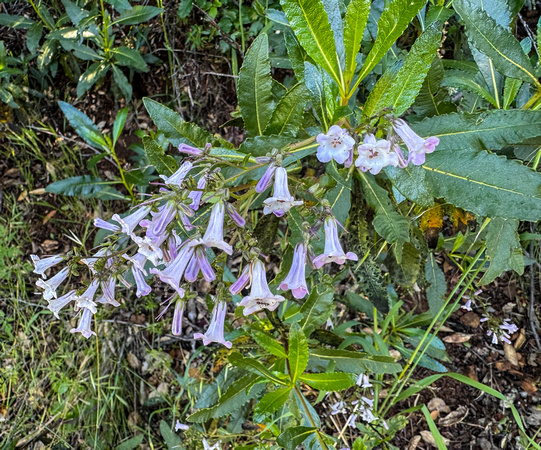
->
{"left": 262, "top": 167, "right": 302, "bottom": 217}
{"left": 225, "top": 202, "right": 246, "bottom": 227}
{"left": 194, "top": 301, "right": 232, "bottom": 348}
{"left": 97, "top": 277, "right": 119, "bottom": 307}
{"left": 184, "top": 246, "right": 216, "bottom": 282}
{"left": 238, "top": 260, "right": 285, "bottom": 315}
{"left": 31, "top": 254, "right": 63, "bottom": 279}
{"left": 279, "top": 243, "right": 309, "bottom": 299}
{"left": 316, "top": 125, "right": 355, "bottom": 164}
{"left": 229, "top": 264, "right": 251, "bottom": 295}
{"left": 461, "top": 299, "right": 473, "bottom": 311}
{"left": 255, "top": 162, "right": 276, "bottom": 193}
{"left": 330, "top": 401, "right": 347, "bottom": 415}
{"left": 144, "top": 201, "right": 177, "bottom": 241}
{"left": 160, "top": 161, "right": 193, "bottom": 186}
{"left": 36, "top": 267, "right": 70, "bottom": 301}
{"left": 313, "top": 217, "right": 358, "bottom": 268}
{"left": 150, "top": 241, "right": 196, "bottom": 297}
{"left": 188, "top": 176, "right": 207, "bottom": 211}
{"left": 500, "top": 319, "right": 518, "bottom": 335}
{"left": 178, "top": 143, "right": 204, "bottom": 156}
{"left": 93, "top": 218, "right": 120, "bottom": 232}
{"left": 171, "top": 300, "right": 185, "bottom": 336}
{"left": 70, "top": 307, "right": 96, "bottom": 339}
{"left": 81, "top": 248, "right": 110, "bottom": 275}
{"left": 133, "top": 234, "right": 166, "bottom": 267}
{"left": 74, "top": 279, "right": 100, "bottom": 314}
{"left": 111, "top": 205, "right": 151, "bottom": 238}
{"left": 392, "top": 119, "right": 439, "bottom": 166}
{"left": 202, "top": 202, "right": 233, "bottom": 254}
{"left": 356, "top": 373, "right": 372, "bottom": 388}
{"left": 355, "top": 134, "right": 398, "bottom": 175}
{"left": 202, "top": 439, "right": 221, "bottom": 450}
{"left": 130, "top": 253, "right": 152, "bottom": 297}
{"left": 47, "top": 290, "right": 77, "bottom": 319}
{"left": 175, "top": 419, "right": 190, "bottom": 431}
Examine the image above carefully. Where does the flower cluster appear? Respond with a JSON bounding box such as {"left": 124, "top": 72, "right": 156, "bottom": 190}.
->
{"left": 316, "top": 119, "right": 439, "bottom": 174}
{"left": 32, "top": 140, "right": 359, "bottom": 346}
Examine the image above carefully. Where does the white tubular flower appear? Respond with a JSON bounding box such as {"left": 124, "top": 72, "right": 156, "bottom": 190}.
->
{"left": 159, "top": 160, "right": 193, "bottom": 186}
{"left": 31, "top": 254, "right": 63, "bottom": 279}
{"left": 313, "top": 217, "right": 358, "bottom": 268}
{"left": 262, "top": 167, "right": 302, "bottom": 217}
{"left": 47, "top": 290, "right": 77, "bottom": 319}
{"left": 238, "top": 260, "right": 285, "bottom": 315}
{"left": 74, "top": 280, "right": 100, "bottom": 314}
{"left": 194, "top": 301, "right": 232, "bottom": 349}
{"left": 36, "top": 267, "right": 70, "bottom": 301}
{"left": 70, "top": 307, "right": 96, "bottom": 339}
{"left": 202, "top": 202, "right": 233, "bottom": 255}
{"left": 316, "top": 125, "right": 355, "bottom": 164}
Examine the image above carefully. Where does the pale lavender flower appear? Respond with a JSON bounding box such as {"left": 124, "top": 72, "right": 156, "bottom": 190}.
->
{"left": 225, "top": 202, "right": 246, "bottom": 227}
{"left": 239, "top": 260, "right": 285, "bottom": 315}
{"left": 97, "top": 277, "right": 119, "bottom": 307}
{"left": 255, "top": 162, "right": 276, "bottom": 193}
{"left": 70, "top": 307, "right": 96, "bottom": 339}
{"left": 500, "top": 319, "right": 518, "bottom": 335}
{"left": 36, "top": 267, "right": 70, "bottom": 301}
{"left": 313, "top": 217, "right": 358, "bottom": 268}
{"left": 229, "top": 264, "right": 251, "bottom": 295}
{"left": 316, "top": 125, "right": 355, "bottom": 164}
{"left": 31, "top": 254, "right": 63, "bottom": 279}
{"left": 202, "top": 439, "right": 221, "bottom": 450}
{"left": 133, "top": 234, "right": 166, "bottom": 267}
{"left": 330, "top": 401, "right": 347, "bottom": 415}
{"left": 47, "top": 290, "right": 76, "bottom": 319}
{"left": 171, "top": 301, "right": 185, "bottom": 336}
{"left": 202, "top": 202, "right": 233, "bottom": 254}
{"left": 279, "top": 243, "right": 308, "bottom": 299}
{"left": 178, "top": 143, "right": 204, "bottom": 156}
{"left": 344, "top": 148, "right": 354, "bottom": 168}
{"left": 93, "top": 218, "right": 120, "bottom": 232}
{"left": 150, "top": 241, "right": 196, "bottom": 297}
{"left": 144, "top": 202, "right": 177, "bottom": 240}
{"left": 461, "top": 299, "right": 473, "bottom": 311}
{"left": 393, "top": 119, "right": 439, "bottom": 166}
{"left": 194, "top": 301, "right": 232, "bottom": 348}
{"left": 81, "top": 248, "right": 109, "bottom": 275}
{"left": 359, "top": 403, "right": 376, "bottom": 423}
{"left": 131, "top": 254, "right": 152, "bottom": 298}
{"left": 184, "top": 247, "right": 216, "bottom": 282}
{"left": 346, "top": 414, "right": 357, "bottom": 428}
{"left": 355, "top": 134, "right": 398, "bottom": 175}
{"left": 356, "top": 373, "right": 372, "bottom": 388}
{"left": 262, "top": 167, "right": 302, "bottom": 217}
{"left": 175, "top": 419, "right": 189, "bottom": 431}
{"left": 74, "top": 279, "right": 100, "bottom": 314}
{"left": 160, "top": 161, "right": 193, "bottom": 186}
{"left": 166, "top": 230, "right": 183, "bottom": 261}
{"left": 487, "top": 329, "right": 500, "bottom": 345}
{"left": 188, "top": 176, "right": 207, "bottom": 211}
{"left": 111, "top": 205, "right": 151, "bottom": 237}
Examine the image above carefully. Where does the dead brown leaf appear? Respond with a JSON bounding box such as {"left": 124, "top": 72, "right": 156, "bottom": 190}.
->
{"left": 443, "top": 333, "right": 472, "bottom": 343}
{"left": 504, "top": 343, "right": 519, "bottom": 366}
{"left": 41, "top": 239, "right": 59, "bottom": 252}
{"left": 420, "top": 430, "right": 450, "bottom": 447}
{"left": 427, "top": 397, "right": 450, "bottom": 413}
{"left": 42, "top": 210, "right": 57, "bottom": 224}
{"left": 439, "top": 405, "right": 468, "bottom": 426}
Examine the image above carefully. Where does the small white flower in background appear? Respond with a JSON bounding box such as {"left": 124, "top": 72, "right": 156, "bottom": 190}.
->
{"left": 356, "top": 373, "right": 372, "bottom": 389}
{"left": 461, "top": 299, "right": 473, "bottom": 311}
{"left": 330, "top": 400, "right": 347, "bottom": 415}
{"left": 174, "top": 419, "right": 189, "bottom": 431}
{"left": 355, "top": 134, "right": 398, "bottom": 175}
{"left": 316, "top": 125, "right": 355, "bottom": 164}
{"left": 500, "top": 319, "right": 518, "bottom": 335}
{"left": 239, "top": 260, "right": 285, "bottom": 315}
{"left": 203, "top": 438, "right": 221, "bottom": 450}
{"left": 194, "top": 301, "right": 232, "bottom": 348}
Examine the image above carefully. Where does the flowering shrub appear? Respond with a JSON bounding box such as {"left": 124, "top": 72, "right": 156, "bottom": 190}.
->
{"left": 32, "top": 0, "right": 541, "bottom": 447}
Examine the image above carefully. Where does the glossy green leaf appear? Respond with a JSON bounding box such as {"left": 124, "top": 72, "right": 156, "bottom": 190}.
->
{"left": 113, "top": 108, "right": 129, "bottom": 146}
{"left": 471, "top": 47, "right": 503, "bottom": 108}
{"left": 412, "top": 110, "right": 541, "bottom": 151}
{"left": 362, "top": 62, "right": 401, "bottom": 119}
{"left": 358, "top": 172, "right": 410, "bottom": 263}
{"left": 228, "top": 352, "right": 288, "bottom": 385}
{"left": 304, "top": 61, "right": 328, "bottom": 128}
{"left": 159, "top": 421, "right": 183, "bottom": 450}
{"left": 441, "top": 70, "right": 498, "bottom": 107}
{"left": 255, "top": 387, "right": 292, "bottom": 416}
{"left": 356, "top": 0, "right": 426, "bottom": 83}
{"left": 284, "top": 29, "right": 309, "bottom": 81}
{"left": 46, "top": 176, "right": 125, "bottom": 200}
{"left": 423, "top": 149, "right": 541, "bottom": 221}
{"left": 453, "top": 0, "right": 540, "bottom": 88}
{"left": 264, "top": 83, "right": 309, "bottom": 136}
{"left": 112, "top": 47, "right": 148, "bottom": 72}
{"left": 299, "top": 284, "right": 334, "bottom": 336}
{"left": 0, "top": 14, "right": 35, "bottom": 29}
{"left": 309, "top": 347, "right": 402, "bottom": 373}
{"left": 115, "top": 5, "right": 163, "bottom": 25}
{"left": 503, "top": 78, "right": 522, "bottom": 109}
{"left": 142, "top": 136, "right": 178, "bottom": 176}
{"left": 252, "top": 330, "right": 287, "bottom": 358}
{"left": 288, "top": 323, "right": 309, "bottom": 382}
{"left": 480, "top": 217, "right": 523, "bottom": 284}
{"left": 276, "top": 426, "right": 317, "bottom": 450}
{"left": 380, "top": 24, "right": 442, "bottom": 115}
{"left": 58, "top": 101, "right": 108, "bottom": 151}
{"left": 425, "top": 253, "right": 447, "bottom": 316}
{"left": 26, "top": 22, "right": 43, "bottom": 54}
{"left": 238, "top": 34, "right": 274, "bottom": 136}
{"left": 112, "top": 65, "right": 133, "bottom": 100}
{"left": 385, "top": 162, "right": 433, "bottom": 208}
{"left": 280, "top": 0, "right": 343, "bottom": 89}
{"left": 343, "top": 0, "right": 370, "bottom": 81}
{"left": 299, "top": 372, "right": 357, "bottom": 391}
{"left": 77, "top": 62, "right": 109, "bottom": 98}
{"left": 325, "top": 163, "right": 353, "bottom": 225}
{"left": 61, "top": 0, "right": 90, "bottom": 26}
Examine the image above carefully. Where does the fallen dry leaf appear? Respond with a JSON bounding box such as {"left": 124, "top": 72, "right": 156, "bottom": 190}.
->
{"left": 420, "top": 430, "right": 450, "bottom": 447}
{"left": 443, "top": 333, "right": 472, "bottom": 343}
{"left": 42, "top": 210, "right": 57, "bottom": 224}
{"left": 439, "top": 405, "right": 468, "bottom": 426}
{"left": 29, "top": 188, "right": 46, "bottom": 195}
{"left": 41, "top": 239, "right": 59, "bottom": 252}
{"left": 17, "top": 190, "right": 28, "bottom": 202}
{"left": 408, "top": 435, "right": 421, "bottom": 450}
{"left": 427, "top": 397, "right": 450, "bottom": 413}
{"left": 504, "top": 343, "right": 519, "bottom": 366}
{"left": 521, "top": 379, "right": 538, "bottom": 395}
{"left": 514, "top": 329, "right": 526, "bottom": 350}
{"left": 465, "top": 365, "right": 478, "bottom": 382}
{"left": 127, "top": 353, "right": 141, "bottom": 370}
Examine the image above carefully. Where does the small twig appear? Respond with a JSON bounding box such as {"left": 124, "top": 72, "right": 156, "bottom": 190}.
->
{"left": 530, "top": 225, "right": 541, "bottom": 350}
{"left": 518, "top": 14, "right": 539, "bottom": 57}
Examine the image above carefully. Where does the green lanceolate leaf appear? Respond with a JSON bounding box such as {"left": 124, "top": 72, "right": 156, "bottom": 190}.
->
{"left": 298, "top": 372, "right": 357, "bottom": 391}
{"left": 362, "top": 61, "right": 401, "bottom": 119}
{"left": 112, "top": 47, "right": 149, "bottom": 72}
{"left": 276, "top": 427, "right": 317, "bottom": 450}
{"left": 381, "top": 24, "right": 442, "bottom": 116}
{"left": 299, "top": 284, "right": 334, "bottom": 336}
{"left": 112, "top": 65, "right": 133, "bottom": 100}
{"left": 385, "top": 164, "right": 433, "bottom": 207}
{"left": 116, "top": 435, "right": 144, "bottom": 450}
{"left": 264, "top": 83, "right": 309, "bottom": 136}
{"left": 115, "top": 5, "right": 163, "bottom": 25}
{"left": 480, "top": 217, "right": 524, "bottom": 284}
{"left": 58, "top": 101, "right": 109, "bottom": 151}
{"left": 441, "top": 70, "right": 498, "bottom": 108}
{"left": 309, "top": 347, "right": 402, "bottom": 373}
{"left": 255, "top": 386, "right": 292, "bottom": 416}
{"left": 356, "top": 0, "right": 426, "bottom": 84}
{"left": 238, "top": 33, "right": 274, "bottom": 136}
{"left": 77, "top": 62, "right": 109, "bottom": 98}
{"left": 280, "top": 0, "right": 344, "bottom": 90}
{"left": 471, "top": 47, "right": 503, "bottom": 109}
{"left": 325, "top": 164, "right": 353, "bottom": 225}
{"left": 358, "top": 172, "right": 410, "bottom": 263}
{"left": 159, "top": 421, "right": 183, "bottom": 450}
{"left": 113, "top": 108, "right": 129, "bottom": 146}
{"left": 304, "top": 61, "right": 328, "bottom": 128}
{"left": 343, "top": 0, "right": 370, "bottom": 82}
{"left": 0, "top": 14, "right": 35, "bottom": 29}
{"left": 411, "top": 110, "right": 541, "bottom": 152}
{"left": 288, "top": 323, "right": 309, "bottom": 382}
{"left": 143, "top": 98, "right": 218, "bottom": 148}
{"left": 284, "top": 29, "right": 310, "bottom": 81}
{"left": 453, "top": 0, "right": 540, "bottom": 88}
{"left": 252, "top": 330, "right": 288, "bottom": 358}
{"left": 142, "top": 136, "right": 178, "bottom": 176}
{"left": 228, "top": 352, "right": 288, "bottom": 385}
{"left": 423, "top": 149, "right": 541, "bottom": 222}
{"left": 503, "top": 78, "right": 522, "bottom": 109}
{"left": 46, "top": 176, "right": 125, "bottom": 200}
{"left": 425, "top": 253, "right": 447, "bottom": 316}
